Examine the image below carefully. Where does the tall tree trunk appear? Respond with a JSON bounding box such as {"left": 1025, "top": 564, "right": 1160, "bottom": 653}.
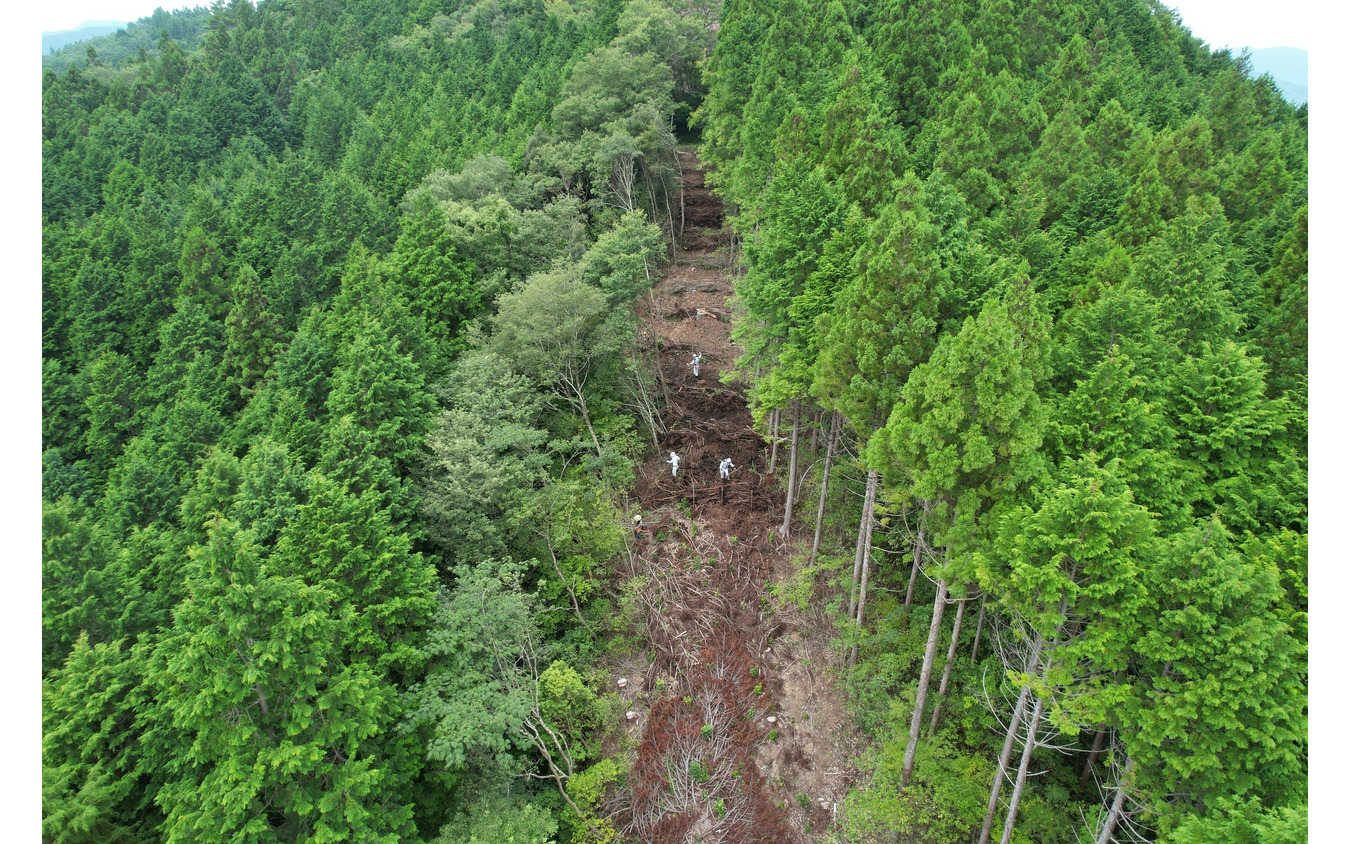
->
{"left": 1095, "top": 755, "right": 1135, "bottom": 844}
{"left": 904, "top": 528, "right": 923, "bottom": 611}
{"left": 999, "top": 686, "right": 1048, "bottom": 844}
{"left": 929, "top": 593, "right": 967, "bottom": 732}
{"left": 781, "top": 402, "right": 800, "bottom": 537}
{"left": 575, "top": 391, "right": 603, "bottom": 456}
{"left": 808, "top": 412, "right": 840, "bottom": 566}
{"left": 1080, "top": 727, "right": 1108, "bottom": 787}
{"left": 676, "top": 149, "right": 686, "bottom": 245}
{"left": 978, "top": 632, "right": 1047, "bottom": 844}
{"left": 848, "top": 487, "right": 878, "bottom": 669}
{"left": 901, "top": 575, "right": 948, "bottom": 784}
{"left": 651, "top": 326, "right": 673, "bottom": 411}
{"left": 644, "top": 165, "right": 659, "bottom": 229}
{"left": 768, "top": 409, "right": 780, "bottom": 474}
{"left": 849, "top": 469, "right": 878, "bottom": 619}
{"left": 971, "top": 595, "right": 987, "bottom": 660}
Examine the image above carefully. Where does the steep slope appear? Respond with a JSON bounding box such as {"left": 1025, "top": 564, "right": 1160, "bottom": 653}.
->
{"left": 605, "top": 148, "right": 861, "bottom": 843}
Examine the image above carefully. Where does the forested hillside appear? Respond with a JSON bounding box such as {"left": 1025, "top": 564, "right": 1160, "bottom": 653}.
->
{"left": 41, "top": 0, "right": 1307, "bottom": 842}
{"left": 697, "top": 0, "right": 1307, "bottom": 841}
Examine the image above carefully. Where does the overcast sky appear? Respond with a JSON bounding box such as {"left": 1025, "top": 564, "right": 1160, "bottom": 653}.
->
{"left": 42, "top": 2, "right": 210, "bottom": 34}
{"left": 1165, "top": 0, "right": 1311, "bottom": 50}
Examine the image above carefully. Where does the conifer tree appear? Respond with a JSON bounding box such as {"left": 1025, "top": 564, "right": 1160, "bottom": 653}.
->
{"left": 872, "top": 282, "right": 1050, "bottom": 786}
{"left": 154, "top": 518, "right": 418, "bottom": 842}
{"left": 386, "top": 202, "right": 480, "bottom": 353}
{"left": 272, "top": 472, "right": 438, "bottom": 680}
{"left": 223, "top": 263, "right": 285, "bottom": 400}
{"left": 977, "top": 456, "right": 1154, "bottom": 843}
{"left": 1123, "top": 520, "right": 1306, "bottom": 823}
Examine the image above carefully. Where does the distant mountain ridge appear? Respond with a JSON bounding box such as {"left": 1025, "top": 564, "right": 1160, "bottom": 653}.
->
{"left": 43, "top": 22, "right": 129, "bottom": 56}
{"left": 1246, "top": 46, "right": 1307, "bottom": 105}
{"left": 41, "top": 7, "right": 212, "bottom": 74}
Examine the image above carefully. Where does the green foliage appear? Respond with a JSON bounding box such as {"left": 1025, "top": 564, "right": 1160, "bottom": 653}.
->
{"left": 40, "top": 0, "right": 1309, "bottom": 839}
{"left": 813, "top": 173, "right": 947, "bottom": 440}
{"left": 405, "top": 560, "right": 537, "bottom": 772}
{"left": 539, "top": 661, "right": 601, "bottom": 763}
{"left": 1125, "top": 520, "right": 1306, "bottom": 815}
{"left": 562, "top": 757, "right": 621, "bottom": 844}
{"left": 154, "top": 518, "right": 417, "bottom": 842}
{"left": 43, "top": 635, "right": 162, "bottom": 842}
{"left": 434, "top": 792, "right": 560, "bottom": 844}
{"left": 1163, "top": 797, "right": 1308, "bottom": 844}
{"left": 420, "top": 349, "right": 547, "bottom": 568}
{"left": 44, "top": 7, "right": 212, "bottom": 74}
{"left": 842, "top": 719, "right": 990, "bottom": 844}
{"left": 386, "top": 201, "right": 481, "bottom": 351}
{"left": 872, "top": 282, "right": 1050, "bottom": 549}
{"left": 580, "top": 211, "right": 665, "bottom": 308}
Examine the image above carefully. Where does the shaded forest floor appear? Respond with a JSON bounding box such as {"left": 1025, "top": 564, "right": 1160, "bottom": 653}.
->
{"left": 602, "top": 149, "right": 864, "bottom": 843}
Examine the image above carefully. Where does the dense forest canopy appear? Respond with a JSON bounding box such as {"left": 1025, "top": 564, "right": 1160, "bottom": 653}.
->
{"left": 41, "top": 0, "right": 1306, "bottom": 842}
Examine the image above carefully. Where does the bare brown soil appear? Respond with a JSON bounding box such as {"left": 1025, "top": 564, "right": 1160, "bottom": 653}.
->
{"left": 604, "top": 150, "right": 861, "bottom": 844}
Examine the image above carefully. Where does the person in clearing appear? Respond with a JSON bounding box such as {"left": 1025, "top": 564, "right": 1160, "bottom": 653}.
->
{"left": 667, "top": 451, "right": 680, "bottom": 477}
{"left": 633, "top": 514, "right": 645, "bottom": 539}
{"left": 688, "top": 352, "right": 702, "bottom": 378}
{"left": 719, "top": 457, "right": 735, "bottom": 480}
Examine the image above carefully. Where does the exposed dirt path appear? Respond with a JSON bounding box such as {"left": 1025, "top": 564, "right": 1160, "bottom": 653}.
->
{"left": 606, "top": 150, "right": 862, "bottom": 843}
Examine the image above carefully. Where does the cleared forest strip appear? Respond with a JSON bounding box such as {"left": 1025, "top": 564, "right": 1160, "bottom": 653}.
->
{"left": 605, "top": 149, "right": 860, "bottom": 843}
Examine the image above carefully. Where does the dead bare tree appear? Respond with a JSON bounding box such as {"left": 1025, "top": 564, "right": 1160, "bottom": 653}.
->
{"left": 487, "top": 620, "right": 606, "bottom": 838}
{"left": 848, "top": 468, "right": 879, "bottom": 622}
{"left": 807, "top": 411, "right": 841, "bottom": 566}
{"left": 929, "top": 588, "right": 970, "bottom": 731}
{"left": 621, "top": 348, "right": 667, "bottom": 448}
{"left": 780, "top": 401, "right": 800, "bottom": 537}
{"left": 977, "top": 612, "right": 1047, "bottom": 844}
{"left": 902, "top": 548, "right": 947, "bottom": 785}
{"left": 848, "top": 468, "right": 880, "bottom": 669}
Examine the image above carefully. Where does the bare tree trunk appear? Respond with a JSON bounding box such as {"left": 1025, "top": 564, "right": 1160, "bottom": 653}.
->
{"left": 1080, "top": 727, "right": 1108, "bottom": 787}
{"left": 781, "top": 402, "right": 800, "bottom": 537}
{"left": 808, "top": 412, "right": 840, "bottom": 567}
{"left": 971, "top": 595, "right": 987, "bottom": 660}
{"left": 574, "top": 390, "right": 603, "bottom": 456}
{"left": 978, "top": 632, "right": 1047, "bottom": 844}
{"left": 651, "top": 326, "right": 673, "bottom": 412}
{"left": 849, "top": 469, "right": 878, "bottom": 620}
{"left": 644, "top": 165, "right": 659, "bottom": 226}
{"left": 999, "top": 688, "right": 1048, "bottom": 844}
{"left": 929, "top": 593, "right": 967, "bottom": 732}
{"left": 768, "top": 409, "right": 780, "bottom": 474}
{"left": 676, "top": 149, "right": 686, "bottom": 246}
{"left": 902, "top": 576, "right": 948, "bottom": 785}
{"left": 848, "top": 485, "right": 878, "bottom": 669}
{"left": 904, "top": 528, "right": 923, "bottom": 611}
{"left": 1095, "top": 755, "right": 1135, "bottom": 844}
